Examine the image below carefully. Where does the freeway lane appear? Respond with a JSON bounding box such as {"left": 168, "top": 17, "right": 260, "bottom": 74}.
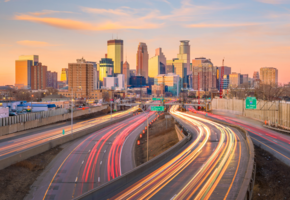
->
{"left": 26, "top": 111, "right": 157, "bottom": 200}
{"left": 0, "top": 107, "right": 137, "bottom": 160}
{"left": 110, "top": 106, "right": 249, "bottom": 200}
{"left": 192, "top": 109, "right": 290, "bottom": 166}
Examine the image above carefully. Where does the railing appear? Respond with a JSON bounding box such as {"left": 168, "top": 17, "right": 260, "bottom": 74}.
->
{"left": 0, "top": 108, "right": 68, "bottom": 127}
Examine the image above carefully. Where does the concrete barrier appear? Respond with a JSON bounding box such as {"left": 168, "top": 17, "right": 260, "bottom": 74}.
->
{"left": 0, "top": 114, "right": 133, "bottom": 171}
{"left": 74, "top": 118, "right": 190, "bottom": 200}
{"left": 175, "top": 124, "right": 185, "bottom": 141}
{"left": 0, "top": 106, "right": 108, "bottom": 136}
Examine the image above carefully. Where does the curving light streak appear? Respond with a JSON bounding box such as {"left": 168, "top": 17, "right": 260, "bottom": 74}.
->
{"left": 113, "top": 105, "right": 240, "bottom": 200}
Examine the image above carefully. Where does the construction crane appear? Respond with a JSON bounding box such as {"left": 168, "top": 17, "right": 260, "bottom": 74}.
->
{"left": 220, "top": 59, "right": 225, "bottom": 98}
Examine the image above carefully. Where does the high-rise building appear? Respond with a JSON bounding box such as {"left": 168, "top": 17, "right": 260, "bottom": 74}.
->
{"left": 18, "top": 55, "right": 39, "bottom": 66}
{"left": 103, "top": 77, "right": 118, "bottom": 89}
{"left": 192, "top": 57, "right": 216, "bottom": 91}
{"left": 223, "top": 75, "right": 230, "bottom": 89}
{"left": 31, "top": 63, "right": 47, "bottom": 90}
{"left": 166, "top": 59, "right": 186, "bottom": 87}
{"left": 117, "top": 74, "right": 125, "bottom": 89}
{"left": 177, "top": 40, "right": 190, "bottom": 82}
{"left": 123, "top": 61, "right": 130, "bottom": 87}
{"left": 107, "top": 39, "right": 123, "bottom": 75}
{"left": 67, "top": 58, "right": 94, "bottom": 99}
{"left": 99, "top": 55, "right": 114, "bottom": 83}
{"left": 60, "top": 68, "right": 68, "bottom": 84}
{"left": 154, "top": 73, "right": 181, "bottom": 96}
{"left": 242, "top": 74, "right": 249, "bottom": 86}
{"left": 15, "top": 60, "right": 32, "bottom": 89}
{"left": 253, "top": 71, "right": 260, "bottom": 80}
{"left": 86, "top": 61, "right": 98, "bottom": 90}
{"left": 136, "top": 42, "right": 149, "bottom": 82}
{"left": 129, "top": 76, "right": 146, "bottom": 87}
{"left": 260, "top": 67, "right": 278, "bottom": 85}
{"left": 228, "top": 72, "right": 241, "bottom": 88}
{"left": 216, "top": 66, "right": 231, "bottom": 89}
{"left": 46, "top": 71, "right": 57, "bottom": 89}
{"left": 148, "top": 48, "right": 167, "bottom": 86}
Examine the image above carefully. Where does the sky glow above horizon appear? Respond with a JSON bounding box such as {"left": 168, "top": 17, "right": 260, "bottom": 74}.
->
{"left": 0, "top": 0, "right": 289, "bottom": 85}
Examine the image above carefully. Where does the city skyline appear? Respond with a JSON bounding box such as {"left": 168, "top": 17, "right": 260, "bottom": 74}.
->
{"left": 0, "top": 0, "right": 290, "bottom": 85}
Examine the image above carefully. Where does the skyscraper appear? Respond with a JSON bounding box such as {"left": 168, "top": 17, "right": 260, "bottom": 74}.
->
{"left": 260, "top": 67, "right": 278, "bottom": 85}
{"left": 123, "top": 61, "right": 130, "bottom": 87}
{"left": 217, "top": 66, "right": 231, "bottom": 89}
{"left": 166, "top": 59, "right": 187, "bottom": 87}
{"left": 68, "top": 58, "right": 94, "bottom": 98}
{"left": 47, "top": 71, "right": 58, "bottom": 89}
{"left": 136, "top": 42, "right": 149, "bottom": 83}
{"left": 99, "top": 54, "right": 114, "bottom": 83}
{"left": 87, "top": 61, "right": 98, "bottom": 90}
{"left": 15, "top": 60, "right": 32, "bottom": 89}
{"left": 192, "top": 57, "right": 216, "bottom": 91}
{"left": 148, "top": 48, "right": 167, "bottom": 86}
{"left": 60, "top": 68, "right": 68, "bottom": 84}
{"left": 18, "top": 55, "right": 39, "bottom": 66}
{"left": 107, "top": 39, "right": 123, "bottom": 75}
{"left": 31, "top": 63, "right": 47, "bottom": 90}
{"left": 177, "top": 40, "right": 191, "bottom": 87}
{"left": 253, "top": 71, "right": 260, "bottom": 80}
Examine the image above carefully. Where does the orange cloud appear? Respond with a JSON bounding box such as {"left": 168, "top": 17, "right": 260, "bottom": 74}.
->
{"left": 16, "top": 40, "right": 56, "bottom": 47}
{"left": 81, "top": 7, "right": 129, "bottom": 16}
{"left": 29, "top": 10, "right": 74, "bottom": 16}
{"left": 186, "top": 23, "right": 261, "bottom": 28}
{"left": 14, "top": 14, "right": 161, "bottom": 30}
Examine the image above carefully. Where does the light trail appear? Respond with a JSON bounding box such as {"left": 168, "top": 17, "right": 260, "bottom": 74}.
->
{"left": 112, "top": 105, "right": 240, "bottom": 200}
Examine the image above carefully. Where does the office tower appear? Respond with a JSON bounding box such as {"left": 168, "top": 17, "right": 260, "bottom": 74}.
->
{"left": 154, "top": 73, "right": 181, "bottom": 96}
{"left": 129, "top": 69, "right": 136, "bottom": 77}
{"left": 129, "top": 76, "right": 146, "bottom": 87}
{"left": 253, "top": 71, "right": 260, "bottom": 80}
{"left": 68, "top": 58, "right": 94, "bottom": 98}
{"left": 99, "top": 54, "right": 114, "bottom": 83}
{"left": 86, "top": 61, "right": 98, "bottom": 90}
{"left": 242, "top": 74, "right": 249, "bottom": 85}
{"left": 228, "top": 72, "right": 242, "bottom": 88}
{"left": 177, "top": 40, "right": 191, "bottom": 87}
{"left": 192, "top": 57, "right": 216, "bottom": 91}
{"left": 223, "top": 75, "right": 230, "bottom": 89}
{"left": 31, "top": 63, "right": 47, "bottom": 90}
{"left": 166, "top": 58, "right": 186, "bottom": 87}
{"left": 260, "top": 67, "right": 278, "bottom": 85}
{"left": 152, "top": 84, "right": 165, "bottom": 97}
{"left": 15, "top": 60, "right": 32, "bottom": 89}
{"left": 46, "top": 71, "right": 57, "bottom": 89}
{"left": 60, "top": 68, "right": 68, "bottom": 84}
{"left": 136, "top": 42, "right": 149, "bottom": 82}
{"left": 18, "top": 55, "right": 39, "bottom": 66}
{"left": 107, "top": 39, "right": 123, "bottom": 75}
{"left": 217, "top": 66, "right": 231, "bottom": 89}
{"left": 117, "top": 74, "right": 125, "bottom": 89}
{"left": 148, "top": 48, "right": 166, "bottom": 86}
{"left": 123, "top": 61, "right": 130, "bottom": 87}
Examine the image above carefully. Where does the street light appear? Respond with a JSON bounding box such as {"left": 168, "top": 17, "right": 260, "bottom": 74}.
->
{"left": 31, "top": 94, "right": 34, "bottom": 112}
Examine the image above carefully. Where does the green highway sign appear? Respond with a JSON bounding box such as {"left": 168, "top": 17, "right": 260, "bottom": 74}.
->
{"left": 245, "top": 97, "right": 257, "bottom": 109}
{"left": 152, "top": 98, "right": 162, "bottom": 101}
{"left": 151, "top": 106, "right": 165, "bottom": 111}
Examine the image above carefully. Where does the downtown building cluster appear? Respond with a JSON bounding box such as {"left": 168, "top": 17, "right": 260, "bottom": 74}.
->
{"left": 13, "top": 39, "right": 279, "bottom": 101}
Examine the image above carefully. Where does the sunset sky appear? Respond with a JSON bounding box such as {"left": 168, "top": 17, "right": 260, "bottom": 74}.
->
{"left": 0, "top": 0, "right": 289, "bottom": 85}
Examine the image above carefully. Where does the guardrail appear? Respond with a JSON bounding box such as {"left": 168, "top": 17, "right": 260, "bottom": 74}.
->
{"left": 74, "top": 116, "right": 190, "bottom": 200}
{"left": 0, "top": 113, "right": 134, "bottom": 171}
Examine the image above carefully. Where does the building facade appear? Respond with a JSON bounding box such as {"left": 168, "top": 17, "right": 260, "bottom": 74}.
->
{"left": 228, "top": 73, "right": 242, "bottom": 88}
{"left": 129, "top": 76, "right": 146, "bottom": 87}
{"left": 99, "top": 55, "right": 114, "bottom": 83}
{"left": 31, "top": 63, "right": 47, "bottom": 90}
{"left": 117, "top": 74, "right": 125, "bottom": 89}
{"left": 260, "top": 67, "right": 278, "bottom": 85}
{"left": 177, "top": 40, "right": 191, "bottom": 87}
{"left": 192, "top": 58, "right": 216, "bottom": 91}
{"left": 166, "top": 59, "right": 186, "bottom": 87}
{"left": 103, "top": 77, "right": 118, "bottom": 89}
{"left": 107, "top": 39, "right": 123, "bottom": 75}
{"left": 46, "top": 71, "right": 58, "bottom": 89}
{"left": 136, "top": 42, "right": 149, "bottom": 82}
{"left": 129, "top": 69, "right": 136, "bottom": 77}
{"left": 68, "top": 58, "right": 94, "bottom": 99}
{"left": 154, "top": 73, "right": 181, "bottom": 96}
{"left": 253, "top": 71, "right": 260, "bottom": 80}
{"left": 18, "top": 55, "right": 39, "bottom": 66}
{"left": 216, "top": 66, "right": 231, "bottom": 90}
{"left": 15, "top": 60, "right": 32, "bottom": 89}
{"left": 60, "top": 68, "right": 68, "bottom": 84}
{"left": 148, "top": 48, "right": 167, "bottom": 86}
{"left": 123, "top": 61, "right": 130, "bottom": 87}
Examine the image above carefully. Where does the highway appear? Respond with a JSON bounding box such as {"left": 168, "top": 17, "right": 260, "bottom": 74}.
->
{"left": 0, "top": 107, "right": 137, "bottom": 161}
{"left": 26, "top": 110, "right": 157, "bottom": 200}
{"left": 192, "top": 108, "right": 290, "bottom": 166}
{"left": 106, "top": 105, "right": 249, "bottom": 200}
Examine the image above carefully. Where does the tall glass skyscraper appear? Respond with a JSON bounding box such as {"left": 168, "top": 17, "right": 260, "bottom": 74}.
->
{"left": 148, "top": 48, "right": 166, "bottom": 86}
{"left": 99, "top": 55, "right": 114, "bottom": 82}
{"left": 107, "top": 39, "right": 123, "bottom": 75}
{"left": 136, "top": 42, "right": 149, "bottom": 83}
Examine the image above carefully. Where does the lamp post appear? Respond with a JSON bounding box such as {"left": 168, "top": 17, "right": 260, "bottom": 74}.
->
{"left": 31, "top": 94, "right": 34, "bottom": 112}
{"left": 140, "top": 107, "right": 149, "bottom": 161}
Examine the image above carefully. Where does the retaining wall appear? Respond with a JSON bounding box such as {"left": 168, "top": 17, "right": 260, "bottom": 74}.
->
{"left": 0, "top": 113, "right": 132, "bottom": 171}
{"left": 0, "top": 106, "right": 108, "bottom": 136}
